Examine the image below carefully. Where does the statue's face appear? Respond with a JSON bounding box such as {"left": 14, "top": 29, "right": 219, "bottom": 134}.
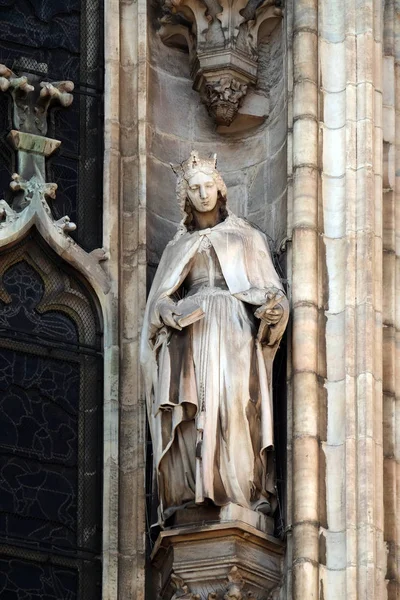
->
{"left": 187, "top": 170, "right": 218, "bottom": 213}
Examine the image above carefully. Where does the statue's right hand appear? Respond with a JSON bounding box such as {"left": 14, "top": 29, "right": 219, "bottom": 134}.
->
{"left": 158, "top": 298, "right": 182, "bottom": 330}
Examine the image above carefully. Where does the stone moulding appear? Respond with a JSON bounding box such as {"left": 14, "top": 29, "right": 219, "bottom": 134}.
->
{"left": 8, "top": 129, "right": 61, "bottom": 157}
{"left": 159, "top": 0, "right": 283, "bottom": 127}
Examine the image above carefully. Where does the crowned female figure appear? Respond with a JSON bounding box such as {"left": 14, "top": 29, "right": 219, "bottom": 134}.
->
{"left": 140, "top": 151, "right": 289, "bottom": 524}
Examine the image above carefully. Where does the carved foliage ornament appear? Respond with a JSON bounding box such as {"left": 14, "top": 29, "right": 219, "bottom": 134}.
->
{"left": 205, "top": 77, "right": 247, "bottom": 126}
{"left": 170, "top": 568, "right": 267, "bottom": 600}
{"left": 159, "top": 0, "right": 283, "bottom": 126}
{"left": 171, "top": 573, "right": 201, "bottom": 599}
{"left": 0, "top": 62, "right": 73, "bottom": 136}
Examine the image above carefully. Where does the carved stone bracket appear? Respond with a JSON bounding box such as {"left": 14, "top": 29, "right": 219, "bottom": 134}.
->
{"left": 151, "top": 522, "right": 284, "bottom": 600}
{"left": 159, "top": 0, "right": 283, "bottom": 127}
{"left": 207, "top": 567, "right": 258, "bottom": 599}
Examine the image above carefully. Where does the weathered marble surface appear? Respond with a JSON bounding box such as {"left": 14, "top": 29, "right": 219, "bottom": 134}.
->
{"left": 141, "top": 151, "right": 289, "bottom": 528}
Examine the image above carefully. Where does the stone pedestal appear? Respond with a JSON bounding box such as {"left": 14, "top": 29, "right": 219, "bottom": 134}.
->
{"left": 151, "top": 521, "right": 284, "bottom": 600}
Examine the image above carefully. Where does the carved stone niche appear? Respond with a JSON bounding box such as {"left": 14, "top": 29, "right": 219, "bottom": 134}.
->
{"left": 151, "top": 522, "right": 284, "bottom": 600}
{"left": 159, "top": 0, "right": 283, "bottom": 130}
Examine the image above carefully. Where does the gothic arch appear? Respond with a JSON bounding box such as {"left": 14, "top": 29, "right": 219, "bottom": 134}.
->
{"left": 0, "top": 231, "right": 103, "bottom": 600}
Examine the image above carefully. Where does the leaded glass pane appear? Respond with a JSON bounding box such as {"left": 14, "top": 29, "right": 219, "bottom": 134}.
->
{"left": 0, "top": 557, "right": 78, "bottom": 600}
{"left": 0, "top": 234, "right": 102, "bottom": 600}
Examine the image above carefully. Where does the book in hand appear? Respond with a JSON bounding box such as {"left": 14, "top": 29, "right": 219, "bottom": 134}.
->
{"left": 175, "top": 298, "right": 205, "bottom": 328}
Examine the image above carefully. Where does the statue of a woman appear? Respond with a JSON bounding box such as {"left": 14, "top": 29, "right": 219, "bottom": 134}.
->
{"left": 140, "top": 151, "right": 289, "bottom": 524}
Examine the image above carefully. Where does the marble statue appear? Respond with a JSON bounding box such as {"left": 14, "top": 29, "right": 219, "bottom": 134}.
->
{"left": 140, "top": 151, "right": 289, "bottom": 525}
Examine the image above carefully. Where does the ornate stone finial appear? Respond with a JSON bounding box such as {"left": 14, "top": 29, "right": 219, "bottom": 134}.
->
{"left": 0, "top": 59, "right": 74, "bottom": 136}
{"left": 1, "top": 173, "right": 77, "bottom": 235}
{"left": 0, "top": 63, "right": 34, "bottom": 95}
{"left": 0, "top": 59, "right": 109, "bottom": 291}
{"left": 0, "top": 58, "right": 76, "bottom": 239}
{"left": 159, "top": 0, "right": 283, "bottom": 127}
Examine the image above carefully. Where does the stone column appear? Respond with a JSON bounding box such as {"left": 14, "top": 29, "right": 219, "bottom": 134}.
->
{"left": 382, "top": 1, "right": 400, "bottom": 598}
{"left": 289, "top": 0, "right": 388, "bottom": 598}
{"left": 103, "top": 0, "right": 148, "bottom": 598}
{"left": 289, "top": 0, "right": 321, "bottom": 598}
{"left": 102, "top": 1, "right": 121, "bottom": 598}
{"left": 118, "top": 0, "right": 148, "bottom": 597}
{"left": 320, "top": 0, "right": 387, "bottom": 597}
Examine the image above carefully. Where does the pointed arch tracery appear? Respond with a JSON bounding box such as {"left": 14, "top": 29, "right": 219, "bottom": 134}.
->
{"left": 0, "top": 232, "right": 103, "bottom": 600}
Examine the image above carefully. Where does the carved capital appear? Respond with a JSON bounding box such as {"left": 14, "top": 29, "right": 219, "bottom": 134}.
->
{"left": 159, "top": 0, "right": 283, "bottom": 127}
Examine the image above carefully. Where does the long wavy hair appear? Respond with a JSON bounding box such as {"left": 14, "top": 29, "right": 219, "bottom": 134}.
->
{"left": 175, "top": 168, "right": 229, "bottom": 235}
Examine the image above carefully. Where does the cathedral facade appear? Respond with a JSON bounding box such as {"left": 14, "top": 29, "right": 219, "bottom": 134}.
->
{"left": 0, "top": 0, "right": 398, "bottom": 599}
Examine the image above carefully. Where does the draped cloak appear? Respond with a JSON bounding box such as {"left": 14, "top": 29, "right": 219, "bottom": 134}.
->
{"left": 140, "top": 215, "right": 289, "bottom": 522}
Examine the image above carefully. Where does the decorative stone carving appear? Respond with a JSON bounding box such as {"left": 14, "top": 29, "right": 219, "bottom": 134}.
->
{"left": 171, "top": 574, "right": 201, "bottom": 599}
{"left": 141, "top": 151, "right": 289, "bottom": 529}
{"left": 0, "top": 61, "right": 75, "bottom": 235}
{"left": 159, "top": 0, "right": 283, "bottom": 126}
{"left": 205, "top": 567, "right": 257, "bottom": 600}
{"left": 203, "top": 77, "right": 248, "bottom": 126}
{"left": 151, "top": 522, "right": 284, "bottom": 599}
{"left": 0, "top": 59, "right": 109, "bottom": 294}
{"left": 0, "top": 60, "right": 73, "bottom": 136}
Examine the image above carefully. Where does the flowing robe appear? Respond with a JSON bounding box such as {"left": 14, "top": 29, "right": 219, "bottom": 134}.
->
{"left": 140, "top": 215, "right": 289, "bottom": 522}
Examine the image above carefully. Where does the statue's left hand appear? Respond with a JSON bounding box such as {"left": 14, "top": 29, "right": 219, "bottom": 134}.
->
{"left": 254, "top": 288, "right": 285, "bottom": 325}
{"left": 255, "top": 303, "right": 284, "bottom": 325}
{"left": 158, "top": 298, "right": 183, "bottom": 330}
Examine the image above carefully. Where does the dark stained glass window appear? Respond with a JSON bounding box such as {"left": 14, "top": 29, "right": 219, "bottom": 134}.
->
{"left": 0, "top": 233, "right": 103, "bottom": 600}
{"left": 0, "top": 0, "right": 104, "bottom": 252}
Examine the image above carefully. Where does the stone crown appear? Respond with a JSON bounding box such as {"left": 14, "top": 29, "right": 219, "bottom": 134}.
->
{"left": 171, "top": 150, "right": 217, "bottom": 181}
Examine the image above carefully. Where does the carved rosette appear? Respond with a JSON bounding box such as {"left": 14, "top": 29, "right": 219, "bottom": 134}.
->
{"left": 159, "top": 0, "right": 283, "bottom": 127}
